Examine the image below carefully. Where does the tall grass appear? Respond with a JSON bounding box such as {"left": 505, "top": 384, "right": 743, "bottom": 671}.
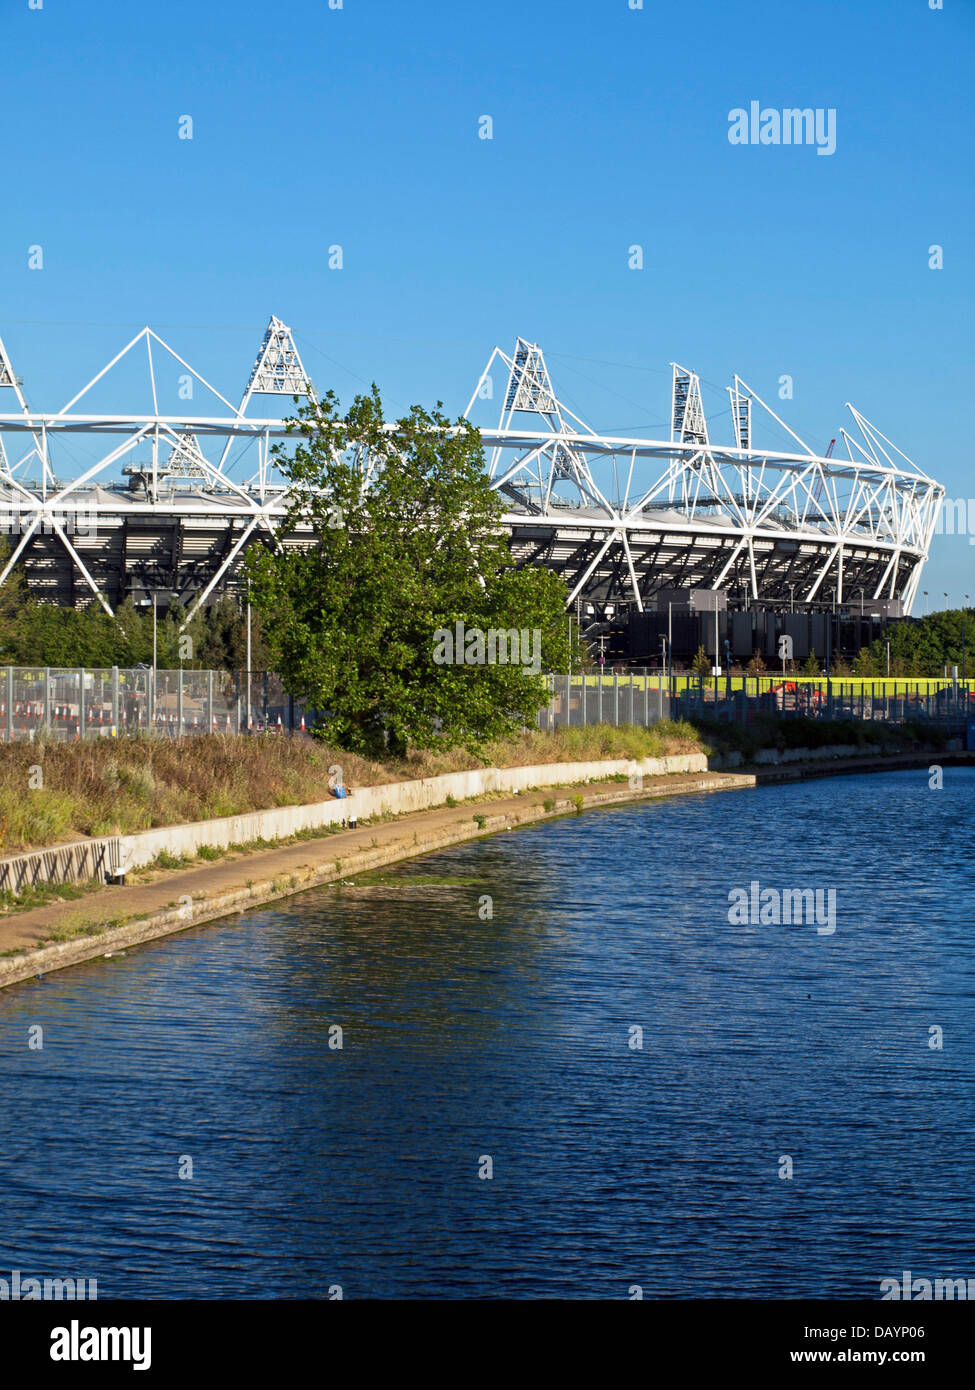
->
{"left": 0, "top": 723, "right": 703, "bottom": 852}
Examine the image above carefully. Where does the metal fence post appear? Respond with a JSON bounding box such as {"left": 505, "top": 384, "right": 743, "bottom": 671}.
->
{"left": 112, "top": 666, "right": 119, "bottom": 732}
{"left": 177, "top": 668, "right": 184, "bottom": 739}
{"left": 581, "top": 670, "right": 587, "bottom": 726}
{"left": 43, "top": 666, "right": 51, "bottom": 734}
{"left": 80, "top": 667, "right": 87, "bottom": 738}
{"left": 207, "top": 670, "right": 214, "bottom": 735}
{"left": 614, "top": 671, "right": 619, "bottom": 726}
{"left": 5, "top": 667, "right": 12, "bottom": 743}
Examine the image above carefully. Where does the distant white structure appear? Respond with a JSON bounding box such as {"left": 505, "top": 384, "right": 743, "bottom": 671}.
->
{"left": 0, "top": 318, "right": 943, "bottom": 622}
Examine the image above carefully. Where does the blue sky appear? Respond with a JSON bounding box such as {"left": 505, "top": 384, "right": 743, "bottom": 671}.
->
{"left": 1, "top": 0, "right": 973, "bottom": 604}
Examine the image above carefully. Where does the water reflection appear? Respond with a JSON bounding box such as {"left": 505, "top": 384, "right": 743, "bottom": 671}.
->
{"left": 0, "top": 769, "right": 972, "bottom": 1298}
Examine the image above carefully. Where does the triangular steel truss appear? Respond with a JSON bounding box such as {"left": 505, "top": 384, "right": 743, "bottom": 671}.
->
{"left": 671, "top": 364, "right": 709, "bottom": 446}
{"left": 466, "top": 337, "right": 943, "bottom": 619}
{"left": 0, "top": 319, "right": 945, "bottom": 623}
{"left": 244, "top": 316, "right": 316, "bottom": 404}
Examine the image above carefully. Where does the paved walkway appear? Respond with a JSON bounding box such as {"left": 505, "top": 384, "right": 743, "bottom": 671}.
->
{"left": 4, "top": 748, "right": 967, "bottom": 990}
{"left": 0, "top": 771, "right": 749, "bottom": 985}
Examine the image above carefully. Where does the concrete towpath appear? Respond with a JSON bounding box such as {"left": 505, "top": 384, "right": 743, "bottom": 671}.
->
{"left": 0, "top": 769, "right": 751, "bottom": 989}
{"left": 3, "top": 747, "right": 969, "bottom": 992}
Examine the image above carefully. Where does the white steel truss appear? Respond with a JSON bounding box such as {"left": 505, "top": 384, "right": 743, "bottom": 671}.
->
{"left": 467, "top": 339, "right": 943, "bottom": 620}
{"left": 0, "top": 319, "right": 944, "bottom": 622}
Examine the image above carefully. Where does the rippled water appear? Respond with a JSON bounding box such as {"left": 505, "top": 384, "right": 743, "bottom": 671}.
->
{"left": 1, "top": 768, "right": 973, "bottom": 1299}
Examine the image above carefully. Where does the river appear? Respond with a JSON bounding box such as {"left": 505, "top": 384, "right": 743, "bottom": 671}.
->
{"left": 1, "top": 768, "right": 972, "bottom": 1298}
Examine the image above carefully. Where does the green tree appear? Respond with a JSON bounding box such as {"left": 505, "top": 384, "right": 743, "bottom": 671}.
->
{"left": 245, "top": 386, "right": 576, "bottom": 755}
{"left": 746, "top": 649, "right": 767, "bottom": 674}
{"left": 691, "top": 644, "right": 711, "bottom": 678}
{"left": 801, "top": 649, "right": 819, "bottom": 676}
{"left": 852, "top": 646, "right": 878, "bottom": 676}
{"left": 187, "top": 594, "right": 272, "bottom": 672}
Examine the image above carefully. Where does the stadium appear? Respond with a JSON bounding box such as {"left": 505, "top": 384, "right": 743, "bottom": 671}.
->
{"left": 0, "top": 316, "right": 944, "bottom": 661}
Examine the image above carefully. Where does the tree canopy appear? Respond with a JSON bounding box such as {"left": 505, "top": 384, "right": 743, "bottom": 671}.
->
{"left": 245, "top": 386, "right": 576, "bottom": 754}
{"left": 0, "top": 546, "right": 268, "bottom": 672}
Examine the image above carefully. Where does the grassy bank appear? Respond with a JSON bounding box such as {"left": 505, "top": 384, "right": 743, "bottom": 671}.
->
{"left": 693, "top": 714, "right": 946, "bottom": 760}
{"left": 0, "top": 721, "right": 701, "bottom": 852}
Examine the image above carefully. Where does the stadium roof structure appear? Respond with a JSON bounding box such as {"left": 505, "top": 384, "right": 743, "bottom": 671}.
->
{"left": 0, "top": 317, "right": 944, "bottom": 623}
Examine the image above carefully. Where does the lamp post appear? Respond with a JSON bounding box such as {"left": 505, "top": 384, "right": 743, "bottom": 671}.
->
{"left": 149, "top": 589, "right": 175, "bottom": 730}
{"left": 923, "top": 590, "right": 928, "bottom": 616}
{"left": 964, "top": 595, "right": 970, "bottom": 686}
{"left": 150, "top": 593, "right": 160, "bottom": 729}
{"left": 246, "top": 598, "right": 252, "bottom": 732}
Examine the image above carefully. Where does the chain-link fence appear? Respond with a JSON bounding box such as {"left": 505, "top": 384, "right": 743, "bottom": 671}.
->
{"left": 1, "top": 667, "right": 316, "bottom": 742}
{"left": 535, "top": 671, "right": 975, "bottom": 733}
{"left": 6, "top": 666, "right": 972, "bottom": 743}
{"left": 535, "top": 672, "right": 672, "bottom": 729}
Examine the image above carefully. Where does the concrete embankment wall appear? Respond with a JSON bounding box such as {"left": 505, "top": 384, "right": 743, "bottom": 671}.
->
{"left": 0, "top": 742, "right": 962, "bottom": 892}
{"left": 0, "top": 835, "right": 119, "bottom": 895}
{"left": 117, "top": 753, "right": 707, "bottom": 871}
